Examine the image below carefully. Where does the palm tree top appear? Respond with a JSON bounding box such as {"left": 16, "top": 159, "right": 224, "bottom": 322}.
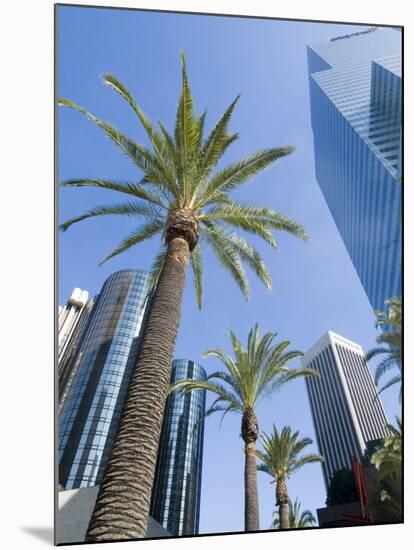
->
{"left": 257, "top": 424, "right": 324, "bottom": 481}
{"left": 170, "top": 323, "right": 318, "bottom": 423}
{"left": 59, "top": 52, "right": 308, "bottom": 307}
{"left": 271, "top": 497, "right": 316, "bottom": 529}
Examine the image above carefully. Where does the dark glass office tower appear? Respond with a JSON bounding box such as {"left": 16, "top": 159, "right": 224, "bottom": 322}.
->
{"left": 150, "top": 359, "right": 206, "bottom": 536}
{"left": 59, "top": 269, "right": 151, "bottom": 489}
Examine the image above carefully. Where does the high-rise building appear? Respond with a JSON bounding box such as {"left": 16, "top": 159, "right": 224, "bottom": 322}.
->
{"left": 58, "top": 289, "right": 95, "bottom": 404}
{"left": 302, "top": 331, "right": 389, "bottom": 489}
{"left": 150, "top": 359, "right": 206, "bottom": 536}
{"left": 58, "top": 288, "right": 90, "bottom": 360}
{"left": 58, "top": 271, "right": 207, "bottom": 536}
{"left": 307, "top": 27, "right": 402, "bottom": 312}
{"left": 59, "top": 269, "right": 152, "bottom": 489}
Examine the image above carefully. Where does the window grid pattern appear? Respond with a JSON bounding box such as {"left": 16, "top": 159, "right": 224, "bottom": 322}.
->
{"left": 58, "top": 269, "right": 151, "bottom": 490}
{"left": 303, "top": 333, "right": 390, "bottom": 489}
{"left": 307, "top": 27, "right": 402, "bottom": 312}
{"left": 150, "top": 360, "right": 206, "bottom": 536}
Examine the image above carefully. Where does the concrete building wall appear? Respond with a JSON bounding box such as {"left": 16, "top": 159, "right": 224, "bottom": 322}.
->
{"left": 56, "top": 486, "right": 170, "bottom": 544}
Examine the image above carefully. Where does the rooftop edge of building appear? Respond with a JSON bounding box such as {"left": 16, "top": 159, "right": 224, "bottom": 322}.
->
{"left": 172, "top": 358, "right": 207, "bottom": 380}
{"left": 302, "top": 331, "right": 364, "bottom": 365}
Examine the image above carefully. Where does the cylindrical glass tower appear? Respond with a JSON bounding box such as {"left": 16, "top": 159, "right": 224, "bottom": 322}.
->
{"left": 58, "top": 269, "right": 151, "bottom": 489}
{"left": 150, "top": 359, "right": 206, "bottom": 536}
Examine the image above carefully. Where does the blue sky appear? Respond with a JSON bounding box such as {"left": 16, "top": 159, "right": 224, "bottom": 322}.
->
{"left": 57, "top": 6, "right": 400, "bottom": 534}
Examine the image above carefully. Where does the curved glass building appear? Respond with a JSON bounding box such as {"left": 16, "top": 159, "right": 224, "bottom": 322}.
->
{"left": 59, "top": 269, "right": 151, "bottom": 489}
{"left": 150, "top": 359, "right": 206, "bottom": 536}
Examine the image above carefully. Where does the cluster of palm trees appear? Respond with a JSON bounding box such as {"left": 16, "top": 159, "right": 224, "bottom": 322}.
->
{"left": 171, "top": 324, "right": 324, "bottom": 531}
{"left": 58, "top": 52, "right": 319, "bottom": 540}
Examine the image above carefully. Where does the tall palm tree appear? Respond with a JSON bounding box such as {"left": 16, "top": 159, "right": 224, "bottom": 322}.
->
{"left": 59, "top": 52, "right": 308, "bottom": 541}
{"left": 366, "top": 297, "right": 402, "bottom": 401}
{"left": 271, "top": 498, "right": 316, "bottom": 529}
{"left": 257, "top": 425, "right": 323, "bottom": 529}
{"left": 169, "top": 324, "right": 317, "bottom": 531}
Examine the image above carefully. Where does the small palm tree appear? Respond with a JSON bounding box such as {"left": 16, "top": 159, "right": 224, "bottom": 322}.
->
{"left": 170, "top": 324, "right": 317, "bottom": 531}
{"left": 257, "top": 425, "right": 323, "bottom": 529}
{"left": 366, "top": 297, "right": 402, "bottom": 401}
{"left": 271, "top": 498, "right": 316, "bottom": 529}
{"left": 59, "top": 53, "right": 308, "bottom": 541}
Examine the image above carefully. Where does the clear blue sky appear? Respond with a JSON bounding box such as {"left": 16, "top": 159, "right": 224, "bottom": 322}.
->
{"left": 57, "top": 6, "right": 400, "bottom": 534}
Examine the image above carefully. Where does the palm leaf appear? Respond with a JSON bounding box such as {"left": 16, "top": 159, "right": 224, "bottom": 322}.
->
{"left": 98, "top": 220, "right": 164, "bottom": 265}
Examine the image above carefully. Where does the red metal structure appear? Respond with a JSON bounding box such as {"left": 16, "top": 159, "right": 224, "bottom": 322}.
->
{"left": 341, "top": 456, "right": 379, "bottom": 525}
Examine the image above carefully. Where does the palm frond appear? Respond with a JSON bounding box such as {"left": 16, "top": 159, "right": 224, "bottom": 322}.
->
{"left": 203, "top": 224, "right": 272, "bottom": 289}
{"left": 101, "top": 73, "right": 171, "bottom": 172}
{"left": 98, "top": 220, "right": 163, "bottom": 265}
{"left": 200, "top": 147, "right": 295, "bottom": 204}
{"left": 59, "top": 201, "right": 161, "bottom": 232}
{"left": 145, "top": 246, "right": 167, "bottom": 297}
{"left": 58, "top": 98, "right": 172, "bottom": 189}
{"left": 190, "top": 244, "right": 203, "bottom": 309}
{"left": 204, "top": 227, "right": 250, "bottom": 298}
{"left": 60, "top": 179, "right": 166, "bottom": 208}
{"left": 200, "top": 203, "right": 308, "bottom": 241}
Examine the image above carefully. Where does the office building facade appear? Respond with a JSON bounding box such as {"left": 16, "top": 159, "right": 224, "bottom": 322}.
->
{"left": 58, "top": 288, "right": 90, "bottom": 360}
{"left": 302, "top": 331, "right": 389, "bottom": 489}
{"left": 308, "top": 27, "right": 402, "bottom": 312}
{"left": 150, "top": 359, "right": 206, "bottom": 536}
{"left": 59, "top": 269, "right": 152, "bottom": 489}
{"left": 58, "top": 289, "right": 95, "bottom": 404}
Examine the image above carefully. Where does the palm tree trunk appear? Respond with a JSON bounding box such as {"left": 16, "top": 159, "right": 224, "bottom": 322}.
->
{"left": 277, "top": 478, "right": 290, "bottom": 529}
{"left": 85, "top": 236, "right": 190, "bottom": 542}
{"left": 279, "top": 503, "right": 290, "bottom": 529}
{"left": 244, "top": 440, "right": 260, "bottom": 531}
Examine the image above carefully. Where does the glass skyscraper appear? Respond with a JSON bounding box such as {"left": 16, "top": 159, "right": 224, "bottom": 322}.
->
{"left": 307, "top": 27, "right": 402, "bottom": 312}
{"left": 59, "top": 269, "right": 151, "bottom": 489}
{"left": 150, "top": 359, "right": 206, "bottom": 536}
{"left": 302, "top": 331, "right": 389, "bottom": 490}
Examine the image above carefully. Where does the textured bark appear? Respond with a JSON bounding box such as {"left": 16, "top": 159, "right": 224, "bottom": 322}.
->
{"left": 277, "top": 478, "right": 290, "bottom": 529}
{"left": 166, "top": 208, "right": 199, "bottom": 251}
{"left": 242, "top": 409, "right": 260, "bottom": 532}
{"left": 279, "top": 503, "right": 290, "bottom": 529}
{"left": 85, "top": 236, "right": 190, "bottom": 542}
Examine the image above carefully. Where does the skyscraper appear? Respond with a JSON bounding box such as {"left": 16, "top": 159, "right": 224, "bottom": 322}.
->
{"left": 58, "top": 287, "right": 90, "bottom": 360}
{"left": 307, "top": 27, "right": 402, "bottom": 312}
{"left": 58, "top": 289, "right": 95, "bottom": 404}
{"left": 59, "top": 269, "right": 152, "bottom": 489}
{"left": 302, "top": 331, "right": 389, "bottom": 489}
{"left": 150, "top": 359, "right": 206, "bottom": 536}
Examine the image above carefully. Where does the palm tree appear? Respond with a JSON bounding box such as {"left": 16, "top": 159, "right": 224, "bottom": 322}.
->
{"left": 366, "top": 297, "right": 402, "bottom": 401}
{"left": 257, "top": 425, "right": 323, "bottom": 529}
{"left": 59, "top": 53, "right": 308, "bottom": 541}
{"left": 169, "top": 324, "right": 317, "bottom": 531}
{"left": 368, "top": 418, "right": 402, "bottom": 521}
{"left": 271, "top": 498, "right": 316, "bottom": 529}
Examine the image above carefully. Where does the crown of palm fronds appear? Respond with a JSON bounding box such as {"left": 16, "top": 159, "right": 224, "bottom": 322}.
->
{"left": 271, "top": 498, "right": 316, "bottom": 529}
{"left": 59, "top": 52, "right": 308, "bottom": 308}
{"left": 169, "top": 324, "right": 317, "bottom": 425}
{"left": 257, "top": 425, "right": 324, "bottom": 481}
{"left": 366, "top": 297, "right": 402, "bottom": 401}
